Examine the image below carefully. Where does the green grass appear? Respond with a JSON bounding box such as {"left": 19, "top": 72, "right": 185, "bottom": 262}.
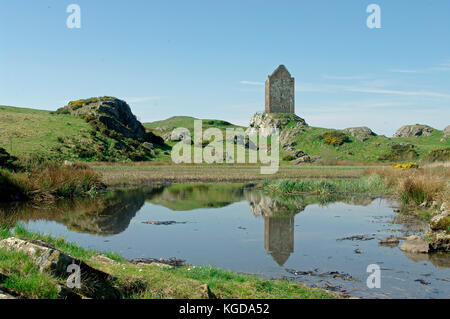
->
{"left": 0, "top": 248, "right": 61, "bottom": 298}
{"left": 0, "top": 225, "right": 336, "bottom": 299}
{"left": 278, "top": 125, "right": 449, "bottom": 163}
{"left": 263, "top": 174, "right": 391, "bottom": 196}
{"left": 144, "top": 116, "right": 244, "bottom": 134}
{"left": 0, "top": 105, "right": 92, "bottom": 159}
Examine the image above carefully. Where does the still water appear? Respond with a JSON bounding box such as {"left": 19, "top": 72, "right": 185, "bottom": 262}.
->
{"left": 1, "top": 184, "right": 449, "bottom": 298}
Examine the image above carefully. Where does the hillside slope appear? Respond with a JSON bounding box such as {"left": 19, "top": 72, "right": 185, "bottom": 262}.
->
{"left": 0, "top": 104, "right": 169, "bottom": 162}
{"left": 1, "top": 105, "right": 448, "bottom": 164}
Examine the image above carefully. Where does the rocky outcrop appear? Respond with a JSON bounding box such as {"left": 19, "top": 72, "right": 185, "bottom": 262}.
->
{"left": 0, "top": 238, "right": 120, "bottom": 299}
{"left": 246, "top": 113, "right": 307, "bottom": 137}
{"left": 442, "top": 125, "right": 450, "bottom": 142}
{"left": 342, "top": 127, "right": 376, "bottom": 142}
{"left": 393, "top": 124, "right": 434, "bottom": 138}
{"left": 426, "top": 202, "right": 450, "bottom": 251}
{"left": 58, "top": 97, "right": 148, "bottom": 141}
{"left": 0, "top": 237, "right": 73, "bottom": 273}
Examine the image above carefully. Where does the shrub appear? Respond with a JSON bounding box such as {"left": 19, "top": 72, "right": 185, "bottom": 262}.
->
{"left": 282, "top": 154, "right": 296, "bottom": 161}
{"left": 0, "top": 147, "right": 18, "bottom": 170}
{"left": 393, "top": 162, "right": 419, "bottom": 169}
{"left": 378, "top": 144, "right": 418, "bottom": 162}
{"left": 319, "top": 131, "right": 350, "bottom": 146}
{"left": 422, "top": 148, "right": 450, "bottom": 163}
{"left": 145, "top": 131, "right": 165, "bottom": 146}
{"left": 55, "top": 107, "right": 70, "bottom": 114}
{"left": 0, "top": 169, "right": 27, "bottom": 201}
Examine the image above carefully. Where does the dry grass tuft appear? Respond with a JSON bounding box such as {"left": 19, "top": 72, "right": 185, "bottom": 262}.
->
{"left": 364, "top": 166, "right": 449, "bottom": 206}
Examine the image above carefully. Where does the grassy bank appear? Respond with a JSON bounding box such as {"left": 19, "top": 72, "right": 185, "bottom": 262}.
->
{"left": 92, "top": 163, "right": 372, "bottom": 186}
{"left": 0, "top": 160, "right": 105, "bottom": 202}
{"left": 263, "top": 166, "right": 449, "bottom": 210}
{"left": 262, "top": 174, "right": 390, "bottom": 196}
{"left": 0, "top": 225, "right": 337, "bottom": 299}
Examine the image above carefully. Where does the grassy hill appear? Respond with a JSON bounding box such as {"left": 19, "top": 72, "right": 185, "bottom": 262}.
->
{"left": 281, "top": 125, "right": 449, "bottom": 163}
{"left": 0, "top": 105, "right": 92, "bottom": 159}
{"left": 0, "top": 105, "right": 170, "bottom": 162}
{"left": 1, "top": 105, "right": 448, "bottom": 164}
{"left": 144, "top": 116, "right": 245, "bottom": 136}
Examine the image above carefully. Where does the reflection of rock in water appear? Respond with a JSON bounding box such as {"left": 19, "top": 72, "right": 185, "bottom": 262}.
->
{"left": 0, "top": 189, "right": 149, "bottom": 236}
{"left": 264, "top": 216, "right": 294, "bottom": 266}
{"left": 401, "top": 251, "right": 450, "bottom": 269}
{"left": 64, "top": 190, "right": 147, "bottom": 235}
{"left": 244, "top": 190, "right": 305, "bottom": 217}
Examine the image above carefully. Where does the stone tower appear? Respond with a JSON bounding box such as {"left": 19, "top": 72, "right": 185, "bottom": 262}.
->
{"left": 265, "top": 65, "right": 295, "bottom": 114}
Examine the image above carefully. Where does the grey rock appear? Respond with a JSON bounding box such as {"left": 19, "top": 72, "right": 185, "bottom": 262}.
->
{"left": 399, "top": 235, "right": 429, "bottom": 253}
{"left": 426, "top": 230, "right": 450, "bottom": 252}
{"left": 60, "top": 97, "right": 148, "bottom": 141}
{"left": 293, "top": 155, "right": 311, "bottom": 164}
{"left": 343, "top": 127, "right": 376, "bottom": 142}
{"left": 246, "top": 113, "right": 307, "bottom": 137}
{"left": 443, "top": 125, "right": 450, "bottom": 138}
{"left": 0, "top": 289, "right": 16, "bottom": 299}
{"left": 393, "top": 124, "right": 434, "bottom": 138}
{"left": 0, "top": 237, "right": 73, "bottom": 274}
{"left": 430, "top": 209, "right": 449, "bottom": 231}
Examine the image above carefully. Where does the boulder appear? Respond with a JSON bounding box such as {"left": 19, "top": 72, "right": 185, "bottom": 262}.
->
{"left": 58, "top": 97, "right": 147, "bottom": 141}
{"left": 0, "top": 288, "right": 16, "bottom": 300}
{"left": 293, "top": 155, "right": 311, "bottom": 164}
{"left": 393, "top": 124, "right": 434, "bottom": 138}
{"left": 443, "top": 125, "right": 450, "bottom": 138}
{"left": 430, "top": 210, "right": 450, "bottom": 231}
{"left": 427, "top": 230, "right": 450, "bottom": 252}
{"left": 343, "top": 127, "right": 376, "bottom": 142}
{"left": 399, "top": 235, "right": 429, "bottom": 253}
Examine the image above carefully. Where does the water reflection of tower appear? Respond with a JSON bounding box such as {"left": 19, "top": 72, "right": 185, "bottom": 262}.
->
{"left": 264, "top": 216, "right": 294, "bottom": 266}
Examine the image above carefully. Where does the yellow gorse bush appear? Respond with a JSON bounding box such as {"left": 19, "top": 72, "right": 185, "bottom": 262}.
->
{"left": 393, "top": 162, "right": 419, "bottom": 169}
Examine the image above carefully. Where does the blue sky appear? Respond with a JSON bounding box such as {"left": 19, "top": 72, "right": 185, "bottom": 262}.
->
{"left": 0, "top": 0, "right": 449, "bottom": 136}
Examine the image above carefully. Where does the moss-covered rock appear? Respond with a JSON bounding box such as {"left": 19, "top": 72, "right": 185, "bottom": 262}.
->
{"left": 57, "top": 97, "right": 148, "bottom": 141}
{"left": 342, "top": 127, "right": 376, "bottom": 142}
{"left": 393, "top": 124, "right": 434, "bottom": 138}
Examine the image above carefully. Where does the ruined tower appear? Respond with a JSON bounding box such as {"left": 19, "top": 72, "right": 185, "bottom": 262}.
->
{"left": 265, "top": 65, "right": 295, "bottom": 114}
